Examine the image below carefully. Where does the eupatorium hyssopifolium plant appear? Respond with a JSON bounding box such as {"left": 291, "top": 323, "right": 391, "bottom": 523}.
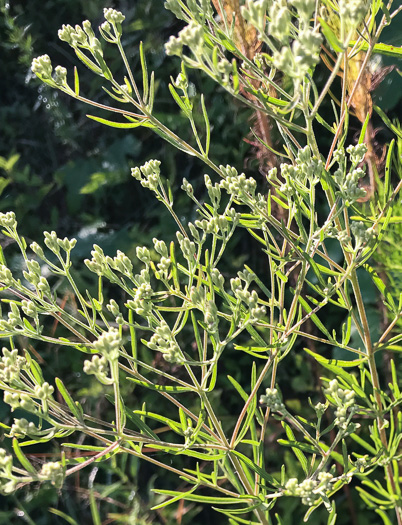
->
{"left": 1, "top": 2, "right": 402, "bottom": 523}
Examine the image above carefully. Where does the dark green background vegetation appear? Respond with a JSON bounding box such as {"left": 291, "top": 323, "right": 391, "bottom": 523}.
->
{"left": 1, "top": 0, "right": 401, "bottom": 523}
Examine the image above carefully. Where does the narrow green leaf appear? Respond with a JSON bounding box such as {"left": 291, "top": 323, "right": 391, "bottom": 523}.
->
{"left": 363, "top": 263, "right": 396, "bottom": 312}
{"left": 200, "top": 94, "right": 211, "bottom": 156}
{"left": 151, "top": 484, "right": 199, "bottom": 510}
{"left": 55, "top": 377, "right": 83, "bottom": 421}
{"left": 303, "top": 347, "right": 366, "bottom": 367}
{"left": 49, "top": 508, "right": 80, "bottom": 525}
{"left": 139, "top": 41, "right": 149, "bottom": 104}
{"left": 74, "top": 48, "right": 102, "bottom": 75}
{"left": 153, "top": 488, "right": 250, "bottom": 505}
{"left": 319, "top": 17, "right": 343, "bottom": 52}
{"left": 89, "top": 487, "right": 102, "bottom": 525}
{"left": 13, "top": 438, "right": 37, "bottom": 474}
{"left": 169, "top": 83, "right": 191, "bottom": 116}
{"left": 87, "top": 114, "right": 152, "bottom": 129}
{"left": 282, "top": 422, "right": 309, "bottom": 474}
{"left": 74, "top": 67, "right": 79, "bottom": 96}
{"left": 298, "top": 296, "right": 333, "bottom": 339}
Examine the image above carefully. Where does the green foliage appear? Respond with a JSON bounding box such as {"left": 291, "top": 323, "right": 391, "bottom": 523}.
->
{"left": 1, "top": 1, "right": 402, "bottom": 524}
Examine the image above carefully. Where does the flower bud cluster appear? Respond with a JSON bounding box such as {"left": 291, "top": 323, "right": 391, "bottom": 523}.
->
{"left": 83, "top": 354, "right": 111, "bottom": 384}
{"left": 219, "top": 165, "right": 257, "bottom": 201}
{"left": 146, "top": 321, "right": 182, "bottom": 363}
{"left": 9, "top": 418, "right": 40, "bottom": 438}
{"left": 269, "top": 0, "right": 291, "bottom": 43}
{"left": 164, "top": 0, "right": 185, "bottom": 20}
{"left": 204, "top": 174, "right": 221, "bottom": 208}
{"left": 0, "top": 302, "right": 23, "bottom": 332}
{"left": 85, "top": 245, "right": 110, "bottom": 276}
{"left": 0, "top": 265, "right": 13, "bottom": 287}
{"left": 153, "top": 238, "right": 171, "bottom": 277}
{"left": 0, "top": 449, "right": 16, "bottom": 495}
{"left": 204, "top": 300, "right": 219, "bottom": 333}
{"left": 23, "top": 259, "right": 51, "bottom": 296}
{"left": 106, "top": 250, "right": 133, "bottom": 277}
{"left": 176, "top": 232, "right": 196, "bottom": 262}
{"left": 0, "top": 211, "right": 17, "bottom": 229}
{"left": 324, "top": 379, "right": 356, "bottom": 430}
{"left": 241, "top": 0, "right": 268, "bottom": 34}
{"left": 43, "top": 231, "right": 77, "bottom": 255}
{"left": 4, "top": 391, "right": 35, "bottom": 413}
{"left": 131, "top": 160, "right": 161, "bottom": 192}
{"left": 93, "top": 327, "right": 121, "bottom": 361}
{"left": 231, "top": 272, "right": 266, "bottom": 321}
{"left": 40, "top": 461, "right": 64, "bottom": 488}
{"left": 211, "top": 268, "right": 225, "bottom": 289}
{"left": 260, "top": 387, "right": 285, "bottom": 412}
{"left": 291, "top": 0, "right": 316, "bottom": 19}
{"left": 0, "top": 348, "right": 26, "bottom": 385}
{"left": 339, "top": 0, "right": 369, "bottom": 28}
{"left": 351, "top": 221, "right": 375, "bottom": 249}
{"left": 34, "top": 382, "right": 54, "bottom": 401}
{"left": 274, "top": 27, "right": 322, "bottom": 82}
{"left": 126, "top": 270, "right": 153, "bottom": 317}
{"left": 285, "top": 472, "right": 334, "bottom": 506}
{"left": 106, "top": 299, "right": 124, "bottom": 324}
{"left": 194, "top": 215, "right": 230, "bottom": 235}
{"left": 165, "top": 21, "right": 204, "bottom": 57}
{"left": 58, "top": 20, "right": 103, "bottom": 57}
{"left": 333, "top": 145, "right": 367, "bottom": 204}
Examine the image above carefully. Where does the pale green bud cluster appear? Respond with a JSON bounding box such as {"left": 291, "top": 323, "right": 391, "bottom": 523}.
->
{"left": 0, "top": 348, "right": 26, "bottom": 385}
{"left": 0, "top": 265, "right": 13, "bottom": 286}
{"left": 10, "top": 418, "right": 40, "bottom": 438}
{"left": 165, "top": 21, "right": 204, "bottom": 57}
{"left": 85, "top": 245, "right": 110, "bottom": 276}
{"left": 106, "top": 250, "right": 133, "bottom": 277}
{"left": 351, "top": 221, "right": 375, "bottom": 249}
{"left": 274, "top": 27, "right": 322, "bottom": 81}
{"left": 354, "top": 455, "right": 369, "bottom": 472}
{"left": 194, "top": 215, "right": 230, "bottom": 235}
{"left": 153, "top": 238, "right": 171, "bottom": 277}
{"left": 83, "top": 354, "right": 111, "bottom": 384}
{"left": 219, "top": 165, "right": 257, "bottom": 200}
{"left": 333, "top": 145, "right": 367, "bottom": 204}
{"left": 136, "top": 246, "right": 151, "bottom": 265}
{"left": 339, "top": 0, "right": 369, "bottom": 28}
{"left": 22, "top": 259, "right": 50, "bottom": 297}
{"left": 4, "top": 391, "right": 36, "bottom": 413}
{"left": 126, "top": 270, "right": 153, "bottom": 317}
{"left": 21, "top": 300, "right": 38, "bottom": 318}
{"left": 40, "top": 461, "right": 65, "bottom": 488}
{"left": 93, "top": 327, "right": 121, "bottom": 361}
{"left": 146, "top": 321, "right": 182, "bottom": 363}
{"left": 285, "top": 472, "right": 334, "bottom": 506}
{"left": 43, "top": 231, "right": 77, "bottom": 255}
{"left": 131, "top": 160, "right": 161, "bottom": 191}
{"left": 34, "top": 382, "right": 54, "bottom": 401}
{"left": 0, "top": 449, "right": 16, "bottom": 495}
{"left": 260, "top": 387, "right": 286, "bottom": 412}
{"left": 204, "top": 300, "right": 219, "bottom": 333}
{"left": 269, "top": 0, "right": 291, "bottom": 43}
{"left": 106, "top": 299, "right": 124, "bottom": 324}
{"left": 176, "top": 232, "right": 196, "bottom": 262}
{"left": 103, "top": 8, "right": 125, "bottom": 25}
{"left": 241, "top": 0, "right": 268, "bottom": 34}
{"left": 164, "top": 0, "right": 185, "bottom": 20}
{"left": 0, "top": 211, "right": 17, "bottom": 229}
{"left": 325, "top": 379, "right": 357, "bottom": 430}
{"left": 291, "top": 0, "right": 316, "bottom": 19}
{"left": 0, "top": 302, "right": 23, "bottom": 331}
